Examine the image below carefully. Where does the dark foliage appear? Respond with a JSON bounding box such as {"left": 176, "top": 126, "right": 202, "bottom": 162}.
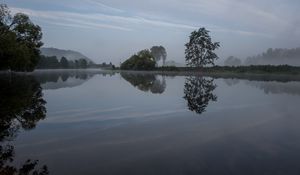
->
{"left": 121, "top": 73, "right": 166, "bottom": 94}
{"left": 183, "top": 76, "right": 217, "bottom": 114}
{"left": 0, "top": 4, "right": 43, "bottom": 72}
{"left": 121, "top": 50, "right": 156, "bottom": 70}
{"left": 0, "top": 73, "right": 49, "bottom": 174}
{"left": 37, "top": 55, "right": 89, "bottom": 69}
{"left": 185, "top": 28, "right": 220, "bottom": 67}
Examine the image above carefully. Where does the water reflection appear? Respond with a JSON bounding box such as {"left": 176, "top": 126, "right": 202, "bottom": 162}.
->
{"left": 223, "top": 78, "right": 240, "bottom": 86}
{"left": 121, "top": 73, "right": 166, "bottom": 94}
{"left": 246, "top": 81, "right": 300, "bottom": 96}
{"left": 183, "top": 76, "right": 217, "bottom": 114}
{"left": 33, "top": 70, "right": 116, "bottom": 90}
{"left": 0, "top": 73, "right": 49, "bottom": 175}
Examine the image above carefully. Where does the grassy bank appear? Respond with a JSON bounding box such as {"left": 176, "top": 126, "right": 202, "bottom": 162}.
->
{"left": 114, "top": 65, "right": 300, "bottom": 82}
{"left": 153, "top": 65, "right": 300, "bottom": 75}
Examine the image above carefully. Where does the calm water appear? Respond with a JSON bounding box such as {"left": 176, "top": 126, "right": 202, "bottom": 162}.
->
{"left": 1, "top": 70, "right": 300, "bottom": 175}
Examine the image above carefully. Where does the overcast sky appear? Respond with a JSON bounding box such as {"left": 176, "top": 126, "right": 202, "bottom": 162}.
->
{"left": 4, "top": 0, "right": 300, "bottom": 64}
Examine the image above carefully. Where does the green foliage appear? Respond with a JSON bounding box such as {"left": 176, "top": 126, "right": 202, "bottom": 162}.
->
{"left": 121, "top": 49, "right": 156, "bottom": 70}
{"left": 156, "top": 66, "right": 179, "bottom": 71}
{"left": 36, "top": 56, "right": 60, "bottom": 69}
{"left": 0, "top": 4, "right": 43, "bottom": 72}
{"left": 36, "top": 56, "right": 89, "bottom": 69}
{"left": 185, "top": 28, "right": 220, "bottom": 67}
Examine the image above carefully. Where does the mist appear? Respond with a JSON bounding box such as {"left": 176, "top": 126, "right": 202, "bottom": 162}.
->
{"left": 4, "top": 0, "right": 300, "bottom": 65}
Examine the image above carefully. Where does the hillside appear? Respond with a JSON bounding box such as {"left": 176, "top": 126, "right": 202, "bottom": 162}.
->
{"left": 40, "top": 47, "right": 94, "bottom": 63}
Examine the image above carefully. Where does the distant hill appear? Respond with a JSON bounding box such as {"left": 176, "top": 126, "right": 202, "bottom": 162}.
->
{"left": 40, "top": 47, "right": 94, "bottom": 63}
{"left": 244, "top": 48, "right": 300, "bottom": 66}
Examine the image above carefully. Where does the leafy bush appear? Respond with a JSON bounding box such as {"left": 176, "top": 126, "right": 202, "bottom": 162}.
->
{"left": 121, "top": 50, "right": 156, "bottom": 70}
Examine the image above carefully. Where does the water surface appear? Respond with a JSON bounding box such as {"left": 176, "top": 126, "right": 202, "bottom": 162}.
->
{"left": 1, "top": 70, "right": 300, "bottom": 175}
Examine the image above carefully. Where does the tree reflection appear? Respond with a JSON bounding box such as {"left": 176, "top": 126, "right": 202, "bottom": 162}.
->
{"left": 184, "top": 76, "right": 217, "bottom": 114}
{"left": 121, "top": 73, "right": 166, "bottom": 94}
{"left": 0, "top": 73, "right": 49, "bottom": 175}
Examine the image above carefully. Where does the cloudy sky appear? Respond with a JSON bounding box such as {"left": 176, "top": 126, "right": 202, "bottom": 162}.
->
{"left": 4, "top": 0, "right": 300, "bottom": 64}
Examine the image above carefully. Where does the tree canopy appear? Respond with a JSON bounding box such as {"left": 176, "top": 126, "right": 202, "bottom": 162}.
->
{"left": 121, "top": 49, "right": 156, "bottom": 70}
{"left": 0, "top": 4, "right": 43, "bottom": 72}
{"left": 185, "top": 28, "right": 220, "bottom": 67}
{"left": 150, "top": 46, "right": 167, "bottom": 66}
{"left": 36, "top": 56, "right": 90, "bottom": 69}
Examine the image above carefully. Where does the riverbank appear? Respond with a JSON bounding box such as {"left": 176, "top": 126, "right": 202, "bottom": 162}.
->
{"left": 116, "top": 65, "right": 300, "bottom": 82}
{"left": 2, "top": 65, "right": 300, "bottom": 82}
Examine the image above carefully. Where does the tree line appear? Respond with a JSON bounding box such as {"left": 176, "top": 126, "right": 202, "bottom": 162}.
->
{"left": 224, "top": 48, "right": 300, "bottom": 66}
{"left": 36, "top": 55, "right": 90, "bottom": 69}
{"left": 121, "top": 28, "right": 220, "bottom": 70}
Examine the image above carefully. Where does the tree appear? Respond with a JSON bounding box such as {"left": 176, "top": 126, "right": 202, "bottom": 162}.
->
{"left": 150, "top": 46, "right": 167, "bottom": 66}
{"left": 185, "top": 28, "right": 220, "bottom": 67}
{"left": 60, "top": 57, "right": 69, "bottom": 68}
{"left": 79, "top": 59, "right": 87, "bottom": 68}
{"left": 121, "top": 49, "right": 156, "bottom": 70}
{"left": 36, "top": 56, "right": 60, "bottom": 69}
{"left": 0, "top": 4, "right": 43, "bottom": 71}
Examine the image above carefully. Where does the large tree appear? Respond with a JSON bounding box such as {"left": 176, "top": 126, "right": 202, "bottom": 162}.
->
{"left": 185, "top": 28, "right": 220, "bottom": 67}
{"left": 150, "top": 46, "right": 167, "bottom": 66}
{"left": 0, "top": 4, "right": 43, "bottom": 71}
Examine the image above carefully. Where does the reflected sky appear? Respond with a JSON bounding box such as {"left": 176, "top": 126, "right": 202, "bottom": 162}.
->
{"left": 2, "top": 70, "right": 300, "bottom": 175}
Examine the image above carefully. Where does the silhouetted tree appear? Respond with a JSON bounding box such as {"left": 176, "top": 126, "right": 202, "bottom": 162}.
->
{"left": 183, "top": 76, "right": 217, "bottom": 114}
{"left": 185, "top": 28, "right": 220, "bottom": 67}
{"left": 75, "top": 60, "right": 79, "bottom": 68}
{"left": 60, "top": 56, "right": 69, "bottom": 68}
{"left": 79, "top": 59, "right": 87, "bottom": 68}
{"left": 0, "top": 4, "right": 43, "bottom": 71}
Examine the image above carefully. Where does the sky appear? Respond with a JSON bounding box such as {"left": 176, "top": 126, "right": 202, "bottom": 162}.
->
{"left": 4, "top": 0, "right": 300, "bottom": 65}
